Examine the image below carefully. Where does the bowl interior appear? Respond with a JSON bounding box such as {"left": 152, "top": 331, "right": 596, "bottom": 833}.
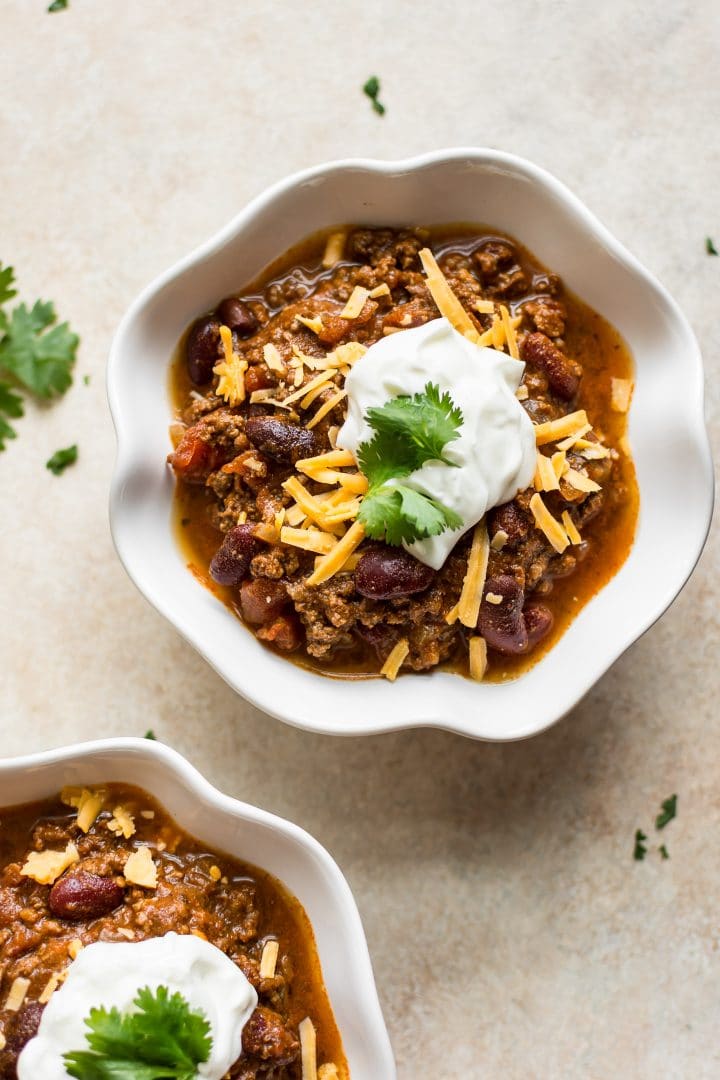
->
{"left": 109, "top": 150, "right": 713, "bottom": 740}
{"left": 0, "top": 740, "right": 395, "bottom": 1079}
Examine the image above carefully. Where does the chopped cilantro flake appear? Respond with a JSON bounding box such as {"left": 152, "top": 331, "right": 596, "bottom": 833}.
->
{"left": 659, "top": 844, "right": 670, "bottom": 860}
{"left": 48, "top": 0, "right": 69, "bottom": 10}
{"left": 46, "top": 444, "right": 78, "bottom": 476}
{"left": 363, "top": 75, "right": 386, "bottom": 115}
{"left": 655, "top": 793, "right": 677, "bottom": 830}
{"left": 706, "top": 236, "right": 718, "bottom": 256}
{"left": 633, "top": 829, "right": 647, "bottom": 861}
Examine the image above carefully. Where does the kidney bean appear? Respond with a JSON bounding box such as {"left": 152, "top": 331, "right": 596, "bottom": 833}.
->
{"left": 49, "top": 870, "right": 124, "bottom": 921}
{"left": 216, "top": 297, "right": 258, "bottom": 338}
{"left": 209, "top": 524, "right": 259, "bottom": 586}
{"left": 355, "top": 545, "right": 435, "bottom": 600}
{"left": 186, "top": 314, "right": 220, "bottom": 385}
{"left": 4, "top": 1001, "right": 44, "bottom": 1059}
{"left": 245, "top": 416, "right": 319, "bottom": 464}
{"left": 520, "top": 332, "right": 581, "bottom": 401}
{"left": 487, "top": 501, "right": 530, "bottom": 552}
{"left": 523, "top": 602, "right": 554, "bottom": 649}
{"left": 240, "top": 579, "right": 289, "bottom": 626}
{"left": 478, "top": 575, "right": 529, "bottom": 654}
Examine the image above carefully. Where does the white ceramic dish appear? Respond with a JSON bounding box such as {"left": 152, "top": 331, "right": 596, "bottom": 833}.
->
{"left": 0, "top": 738, "right": 395, "bottom": 1079}
{"left": 108, "top": 148, "right": 714, "bottom": 741}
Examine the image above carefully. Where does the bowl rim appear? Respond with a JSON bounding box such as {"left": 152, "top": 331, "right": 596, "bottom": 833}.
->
{"left": 0, "top": 736, "right": 396, "bottom": 1078}
{"left": 107, "top": 146, "right": 714, "bottom": 741}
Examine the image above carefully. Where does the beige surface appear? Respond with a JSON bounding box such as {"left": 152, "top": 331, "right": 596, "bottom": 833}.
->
{"left": 1, "top": 2, "right": 718, "bottom": 1077}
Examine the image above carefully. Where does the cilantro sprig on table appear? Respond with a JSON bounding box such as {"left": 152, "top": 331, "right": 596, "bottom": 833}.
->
{"left": 0, "top": 261, "right": 79, "bottom": 451}
{"left": 357, "top": 382, "right": 464, "bottom": 546}
{"left": 64, "top": 985, "right": 212, "bottom": 1080}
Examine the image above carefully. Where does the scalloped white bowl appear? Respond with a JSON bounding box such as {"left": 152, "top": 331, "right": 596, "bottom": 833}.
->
{"left": 108, "top": 148, "right": 713, "bottom": 740}
{"left": 0, "top": 738, "right": 395, "bottom": 1079}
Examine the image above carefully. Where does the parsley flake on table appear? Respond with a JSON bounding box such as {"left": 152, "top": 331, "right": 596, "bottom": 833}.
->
{"left": 0, "top": 261, "right": 79, "bottom": 451}
{"left": 64, "top": 985, "right": 212, "bottom": 1080}
{"left": 633, "top": 829, "right": 647, "bottom": 861}
{"left": 655, "top": 793, "right": 677, "bottom": 830}
{"left": 48, "top": 0, "right": 69, "bottom": 11}
{"left": 363, "top": 75, "right": 386, "bottom": 115}
{"left": 144, "top": 728, "right": 157, "bottom": 740}
{"left": 706, "top": 236, "right": 718, "bottom": 256}
{"left": 46, "top": 444, "right": 78, "bottom": 476}
{"left": 357, "top": 382, "right": 464, "bottom": 545}
{"left": 659, "top": 844, "right": 670, "bottom": 860}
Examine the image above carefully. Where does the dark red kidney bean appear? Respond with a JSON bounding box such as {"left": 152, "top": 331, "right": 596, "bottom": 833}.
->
{"left": 240, "top": 579, "right": 289, "bottom": 626}
{"left": 186, "top": 314, "right": 220, "bottom": 385}
{"left": 209, "top": 524, "right": 258, "bottom": 586}
{"left": 216, "top": 297, "right": 258, "bottom": 338}
{"left": 49, "top": 871, "right": 124, "bottom": 921}
{"left": 477, "top": 575, "right": 528, "bottom": 654}
{"left": 245, "top": 416, "right": 319, "bottom": 464}
{"left": 523, "top": 602, "right": 554, "bottom": 649}
{"left": 520, "top": 332, "right": 581, "bottom": 401}
{"left": 355, "top": 545, "right": 435, "bottom": 600}
{"left": 486, "top": 501, "right": 530, "bottom": 551}
{"left": 4, "top": 1000, "right": 44, "bottom": 1059}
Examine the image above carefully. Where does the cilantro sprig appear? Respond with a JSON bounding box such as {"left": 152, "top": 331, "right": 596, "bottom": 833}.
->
{"left": 64, "top": 985, "right": 212, "bottom": 1080}
{"left": 357, "top": 382, "right": 464, "bottom": 546}
{"left": 0, "top": 261, "right": 79, "bottom": 451}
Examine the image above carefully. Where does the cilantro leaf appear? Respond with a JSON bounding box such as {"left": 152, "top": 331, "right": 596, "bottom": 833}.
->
{"left": 364, "top": 383, "right": 463, "bottom": 469}
{"left": 633, "top": 829, "right": 647, "bottom": 861}
{"left": 0, "top": 264, "right": 17, "bottom": 306}
{"left": 0, "top": 380, "right": 24, "bottom": 450}
{"left": 356, "top": 382, "right": 463, "bottom": 546}
{"left": 362, "top": 75, "right": 386, "bottom": 115}
{"left": 46, "top": 444, "right": 78, "bottom": 475}
{"left": 655, "top": 794, "right": 677, "bottom": 830}
{"left": 0, "top": 300, "right": 78, "bottom": 398}
{"left": 64, "top": 986, "right": 211, "bottom": 1080}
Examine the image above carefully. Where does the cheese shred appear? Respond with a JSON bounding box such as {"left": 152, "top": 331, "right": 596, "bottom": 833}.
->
{"left": 468, "top": 636, "right": 488, "bottom": 681}
{"left": 340, "top": 286, "right": 370, "bottom": 319}
{"left": 418, "top": 248, "right": 479, "bottom": 342}
{"left": 529, "top": 493, "right": 569, "bottom": 553}
{"left": 457, "top": 521, "right": 490, "bottom": 629}
{"left": 380, "top": 638, "right": 410, "bottom": 681}
{"left": 307, "top": 521, "right": 365, "bottom": 585}
{"left": 299, "top": 1017, "right": 318, "bottom": 1080}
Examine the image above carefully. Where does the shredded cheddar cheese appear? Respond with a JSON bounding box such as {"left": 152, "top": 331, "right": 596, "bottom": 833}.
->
{"left": 473, "top": 298, "right": 496, "bottom": 315}
{"left": 380, "top": 638, "right": 409, "bottom": 681}
{"left": 108, "top": 806, "right": 136, "bottom": 839}
{"left": 564, "top": 467, "right": 601, "bottom": 493}
{"left": 490, "top": 529, "right": 509, "bottom": 551}
{"left": 263, "top": 342, "right": 285, "bottom": 372}
{"left": 259, "top": 939, "right": 280, "bottom": 979}
{"left": 534, "top": 410, "right": 589, "bottom": 446}
{"left": 457, "top": 521, "right": 490, "bottom": 628}
{"left": 307, "top": 521, "right": 365, "bottom": 585}
{"left": 529, "top": 493, "right": 569, "bottom": 553}
{"left": 306, "top": 389, "right": 346, "bottom": 429}
{"left": 296, "top": 314, "right": 325, "bottom": 335}
{"left": 500, "top": 304, "right": 519, "bottom": 359}
{"left": 280, "top": 527, "right": 338, "bottom": 555}
{"left": 123, "top": 846, "right": 157, "bottom": 889}
{"left": 299, "top": 1017, "right": 318, "bottom": 1080}
{"left": 340, "top": 286, "right": 370, "bottom": 319}
{"left": 5, "top": 977, "right": 30, "bottom": 1012}
{"left": 296, "top": 449, "right": 356, "bottom": 473}
{"left": 75, "top": 788, "right": 104, "bottom": 833}
{"left": 418, "top": 248, "right": 479, "bottom": 342}
{"left": 21, "top": 841, "right": 79, "bottom": 885}
{"left": 468, "top": 636, "right": 488, "bottom": 680}
{"left": 562, "top": 510, "right": 582, "bottom": 545}
{"left": 611, "top": 377, "right": 633, "bottom": 412}
{"left": 369, "top": 282, "right": 391, "bottom": 298}
{"left": 322, "top": 230, "right": 346, "bottom": 268}
{"left": 214, "top": 326, "right": 248, "bottom": 405}
{"left": 534, "top": 451, "right": 560, "bottom": 492}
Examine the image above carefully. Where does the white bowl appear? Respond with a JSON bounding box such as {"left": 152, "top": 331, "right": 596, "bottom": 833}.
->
{"left": 108, "top": 148, "right": 713, "bottom": 741}
{"left": 0, "top": 737, "right": 395, "bottom": 1079}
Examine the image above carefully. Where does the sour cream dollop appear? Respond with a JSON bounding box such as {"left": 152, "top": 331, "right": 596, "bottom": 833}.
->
{"left": 17, "top": 933, "right": 258, "bottom": 1080}
{"left": 337, "top": 317, "right": 536, "bottom": 569}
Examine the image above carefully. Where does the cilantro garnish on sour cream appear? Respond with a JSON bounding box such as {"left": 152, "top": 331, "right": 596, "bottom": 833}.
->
{"left": 357, "top": 382, "right": 464, "bottom": 545}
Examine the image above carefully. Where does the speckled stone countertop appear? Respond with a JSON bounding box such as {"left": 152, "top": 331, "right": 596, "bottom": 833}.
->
{"left": 1, "top": 3, "right": 718, "bottom": 1077}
